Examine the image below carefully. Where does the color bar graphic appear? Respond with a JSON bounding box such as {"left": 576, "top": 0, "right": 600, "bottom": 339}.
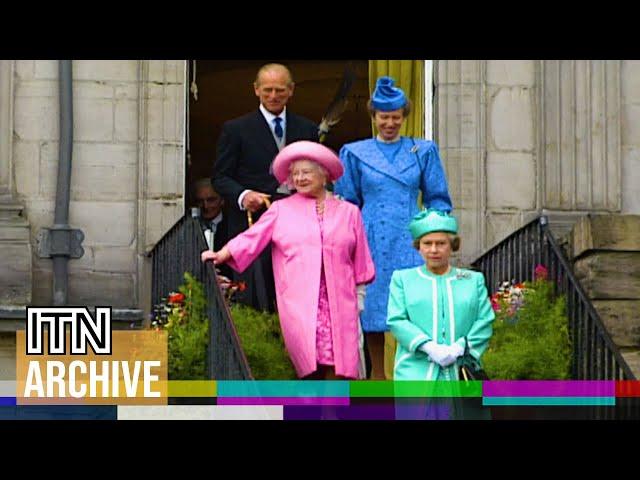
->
{"left": 483, "top": 381, "right": 615, "bottom": 397}
{"left": 218, "top": 396, "right": 349, "bottom": 406}
{"left": 351, "top": 381, "right": 483, "bottom": 397}
{"left": 216, "top": 381, "right": 350, "bottom": 398}
{"left": 117, "top": 405, "right": 283, "bottom": 420}
{"left": 167, "top": 380, "right": 216, "bottom": 397}
{"left": 483, "top": 396, "right": 616, "bottom": 406}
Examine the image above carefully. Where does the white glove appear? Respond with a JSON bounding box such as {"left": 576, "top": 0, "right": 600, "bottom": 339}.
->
{"left": 419, "top": 341, "right": 445, "bottom": 363}
{"left": 447, "top": 343, "right": 465, "bottom": 365}
{"left": 419, "top": 341, "right": 464, "bottom": 368}
{"left": 356, "top": 284, "right": 366, "bottom": 313}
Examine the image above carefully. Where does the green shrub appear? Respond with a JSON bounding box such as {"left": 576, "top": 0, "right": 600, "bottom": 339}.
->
{"left": 152, "top": 272, "right": 209, "bottom": 380}
{"left": 482, "top": 278, "right": 572, "bottom": 380}
{"left": 230, "top": 304, "right": 297, "bottom": 380}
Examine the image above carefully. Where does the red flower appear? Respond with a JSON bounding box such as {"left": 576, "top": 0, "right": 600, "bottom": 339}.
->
{"left": 168, "top": 292, "right": 185, "bottom": 304}
{"left": 534, "top": 264, "right": 548, "bottom": 281}
{"left": 237, "top": 281, "right": 247, "bottom": 292}
{"left": 490, "top": 294, "right": 501, "bottom": 312}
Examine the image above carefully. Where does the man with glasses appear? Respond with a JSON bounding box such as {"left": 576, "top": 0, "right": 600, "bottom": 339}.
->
{"left": 193, "top": 178, "right": 231, "bottom": 279}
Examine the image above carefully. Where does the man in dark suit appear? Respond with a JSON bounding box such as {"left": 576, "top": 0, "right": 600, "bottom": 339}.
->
{"left": 213, "top": 63, "right": 319, "bottom": 313}
{"left": 193, "top": 178, "right": 232, "bottom": 279}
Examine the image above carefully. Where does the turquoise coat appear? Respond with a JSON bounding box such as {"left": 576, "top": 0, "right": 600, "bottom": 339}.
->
{"left": 387, "top": 265, "right": 495, "bottom": 381}
{"left": 335, "top": 138, "right": 452, "bottom": 332}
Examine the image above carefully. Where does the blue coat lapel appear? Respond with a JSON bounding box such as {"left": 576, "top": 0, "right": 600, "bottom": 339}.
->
{"left": 348, "top": 138, "right": 418, "bottom": 187}
{"left": 394, "top": 138, "right": 421, "bottom": 178}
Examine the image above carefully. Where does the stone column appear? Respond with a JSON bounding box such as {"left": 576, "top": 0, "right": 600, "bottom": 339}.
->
{"left": 485, "top": 60, "right": 538, "bottom": 247}
{"left": 136, "top": 60, "right": 186, "bottom": 322}
{"left": 434, "top": 60, "right": 487, "bottom": 265}
{"left": 0, "top": 60, "right": 32, "bottom": 304}
{"left": 541, "top": 61, "right": 621, "bottom": 212}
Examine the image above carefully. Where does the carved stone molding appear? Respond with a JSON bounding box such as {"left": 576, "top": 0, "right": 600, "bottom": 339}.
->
{"left": 540, "top": 60, "right": 621, "bottom": 212}
{"left": 0, "top": 60, "right": 32, "bottom": 304}
{"left": 0, "top": 60, "right": 14, "bottom": 200}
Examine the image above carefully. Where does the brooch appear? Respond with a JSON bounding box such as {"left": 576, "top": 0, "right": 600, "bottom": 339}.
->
{"left": 410, "top": 145, "right": 419, "bottom": 153}
{"left": 456, "top": 270, "right": 471, "bottom": 280}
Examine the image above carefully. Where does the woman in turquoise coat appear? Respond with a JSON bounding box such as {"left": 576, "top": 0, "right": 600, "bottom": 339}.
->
{"left": 334, "top": 76, "right": 452, "bottom": 379}
{"left": 387, "top": 209, "right": 494, "bottom": 419}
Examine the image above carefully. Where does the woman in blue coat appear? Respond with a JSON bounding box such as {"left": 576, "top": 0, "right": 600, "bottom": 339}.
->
{"left": 334, "top": 76, "right": 453, "bottom": 379}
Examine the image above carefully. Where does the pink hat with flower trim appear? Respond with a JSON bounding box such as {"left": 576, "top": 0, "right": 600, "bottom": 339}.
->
{"left": 272, "top": 141, "right": 344, "bottom": 184}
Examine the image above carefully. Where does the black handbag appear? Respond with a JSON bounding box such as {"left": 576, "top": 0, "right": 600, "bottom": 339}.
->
{"left": 459, "top": 337, "right": 489, "bottom": 381}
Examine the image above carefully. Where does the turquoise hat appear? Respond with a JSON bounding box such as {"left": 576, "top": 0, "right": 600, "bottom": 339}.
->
{"left": 409, "top": 209, "right": 458, "bottom": 240}
{"left": 371, "top": 76, "right": 407, "bottom": 111}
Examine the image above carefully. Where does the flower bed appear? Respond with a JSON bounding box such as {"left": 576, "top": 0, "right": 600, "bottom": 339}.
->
{"left": 151, "top": 272, "right": 209, "bottom": 380}
{"left": 482, "top": 265, "right": 572, "bottom": 380}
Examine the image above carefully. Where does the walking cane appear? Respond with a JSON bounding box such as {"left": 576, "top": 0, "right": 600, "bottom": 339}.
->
{"left": 246, "top": 197, "right": 271, "bottom": 227}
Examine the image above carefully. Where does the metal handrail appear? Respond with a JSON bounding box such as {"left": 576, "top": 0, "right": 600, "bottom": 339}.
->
{"left": 472, "top": 215, "right": 635, "bottom": 381}
{"left": 149, "top": 214, "right": 252, "bottom": 380}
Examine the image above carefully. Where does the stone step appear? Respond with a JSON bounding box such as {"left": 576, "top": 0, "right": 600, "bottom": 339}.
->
{"left": 544, "top": 211, "right": 589, "bottom": 241}
{"left": 620, "top": 349, "right": 640, "bottom": 380}
{"left": 0, "top": 332, "right": 15, "bottom": 381}
{"left": 593, "top": 300, "right": 640, "bottom": 348}
{"left": 0, "top": 203, "right": 26, "bottom": 221}
{"left": 572, "top": 214, "right": 640, "bottom": 258}
{"left": 574, "top": 252, "right": 640, "bottom": 299}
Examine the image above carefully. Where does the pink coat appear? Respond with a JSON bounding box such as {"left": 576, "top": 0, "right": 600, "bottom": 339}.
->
{"left": 226, "top": 193, "right": 375, "bottom": 378}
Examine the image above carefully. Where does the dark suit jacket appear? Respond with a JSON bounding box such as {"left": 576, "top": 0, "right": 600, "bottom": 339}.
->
{"left": 213, "top": 109, "right": 318, "bottom": 238}
{"left": 199, "top": 213, "right": 232, "bottom": 279}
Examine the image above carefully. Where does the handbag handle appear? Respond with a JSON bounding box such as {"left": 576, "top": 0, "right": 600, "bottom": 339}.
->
{"left": 460, "top": 336, "right": 471, "bottom": 382}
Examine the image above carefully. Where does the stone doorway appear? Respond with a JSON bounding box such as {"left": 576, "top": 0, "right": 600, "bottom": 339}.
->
{"left": 185, "top": 59, "right": 371, "bottom": 208}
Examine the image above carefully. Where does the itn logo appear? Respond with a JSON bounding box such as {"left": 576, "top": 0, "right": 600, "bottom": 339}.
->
{"left": 26, "top": 307, "right": 112, "bottom": 355}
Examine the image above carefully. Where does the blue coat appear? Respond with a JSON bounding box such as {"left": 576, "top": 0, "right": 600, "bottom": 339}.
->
{"left": 335, "top": 137, "right": 453, "bottom": 332}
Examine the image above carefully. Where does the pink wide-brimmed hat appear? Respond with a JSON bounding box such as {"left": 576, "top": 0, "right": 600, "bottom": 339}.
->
{"left": 272, "top": 141, "right": 344, "bottom": 184}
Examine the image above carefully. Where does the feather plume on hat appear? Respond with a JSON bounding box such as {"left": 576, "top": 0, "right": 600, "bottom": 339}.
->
{"left": 318, "top": 63, "right": 356, "bottom": 143}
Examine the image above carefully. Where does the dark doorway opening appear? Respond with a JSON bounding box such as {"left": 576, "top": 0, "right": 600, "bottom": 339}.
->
{"left": 185, "top": 60, "right": 371, "bottom": 209}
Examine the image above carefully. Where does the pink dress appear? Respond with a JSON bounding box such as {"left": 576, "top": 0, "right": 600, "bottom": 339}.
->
{"left": 315, "top": 207, "right": 335, "bottom": 366}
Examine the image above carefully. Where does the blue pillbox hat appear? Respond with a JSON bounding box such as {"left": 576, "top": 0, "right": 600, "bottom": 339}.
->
{"left": 371, "top": 76, "right": 407, "bottom": 111}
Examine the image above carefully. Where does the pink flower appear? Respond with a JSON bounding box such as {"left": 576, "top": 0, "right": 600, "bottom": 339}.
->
{"left": 534, "top": 264, "right": 548, "bottom": 281}
{"left": 490, "top": 294, "right": 501, "bottom": 312}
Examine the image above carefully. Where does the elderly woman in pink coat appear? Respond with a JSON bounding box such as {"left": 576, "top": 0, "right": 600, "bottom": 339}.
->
{"left": 202, "top": 141, "right": 375, "bottom": 380}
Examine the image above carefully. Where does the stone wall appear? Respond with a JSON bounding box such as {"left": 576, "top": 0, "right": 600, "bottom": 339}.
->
{"left": 571, "top": 215, "right": 640, "bottom": 348}
{"left": 8, "top": 60, "right": 186, "bottom": 309}
{"left": 436, "top": 60, "right": 638, "bottom": 264}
